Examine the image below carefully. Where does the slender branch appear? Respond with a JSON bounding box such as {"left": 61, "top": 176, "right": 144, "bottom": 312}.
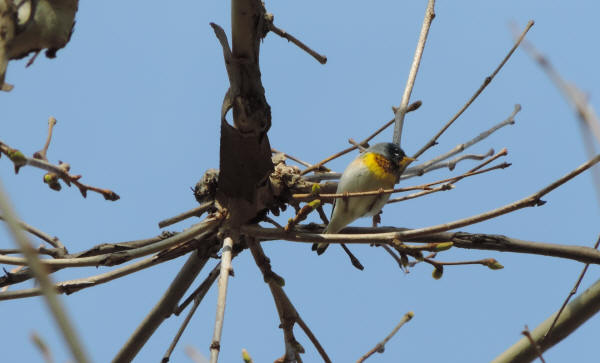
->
{"left": 295, "top": 161, "right": 507, "bottom": 202}
{"left": 248, "top": 238, "right": 331, "bottom": 363}
{"left": 0, "top": 215, "right": 65, "bottom": 251}
{"left": 413, "top": 21, "right": 534, "bottom": 159}
{"left": 272, "top": 148, "right": 314, "bottom": 168}
{"left": 158, "top": 201, "right": 214, "bottom": 228}
{"left": 34, "top": 117, "right": 57, "bottom": 161}
{"left": 521, "top": 326, "right": 546, "bottom": 363}
{"left": 265, "top": 13, "right": 327, "bottom": 64}
{"left": 162, "top": 265, "right": 218, "bottom": 363}
{"left": 210, "top": 236, "right": 235, "bottom": 363}
{"left": 0, "top": 179, "right": 89, "bottom": 363}
{"left": 0, "top": 140, "right": 120, "bottom": 201}
{"left": 300, "top": 101, "right": 421, "bottom": 175}
{"left": 240, "top": 226, "right": 600, "bottom": 265}
{"left": 543, "top": 234, "right": 600, "bottom": 341}
{"left": 113, "top": 250, "right": 210, "bottom": 363}
{"left": 356, "top": 311, "right": 414, "bottom": 363}
{"left": 0, "top": 218, "right": 220, "bottom": 267}
{"left": 175, "top": 263, "right": 221, "bottom": 315}
{"left": 402, "top": 149, "right": 494, "bottom": 177}
{"left": 393, "top": 0, "right": 435, "bottom": 145}
{"left": 491, "top": 278, "right": 600, "bottom": 363}
{"left": 411, "top": 104, "right": 519, "bottom": 174}
{"left": 0, "top": 237, "right": 211, "bottom": 301}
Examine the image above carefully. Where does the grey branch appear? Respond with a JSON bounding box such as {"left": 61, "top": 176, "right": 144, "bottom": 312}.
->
{"left": 0, "top": 180, "right": 89, "bottom": 363}
{"left": 357, "top": 311, "right": 414, "bottom": 363}
{"left": 113, "top": 250, "right": 210, "bottom": 363}
{"left": 210, "top": 236, "right": 235, "bottom": 363}
{"left": 491, "top": 278, "right": 600, "bottom": 363}
{"left": 0, "top": 218, "right": 220, "bottom": 267}
{"left": 393, "top": 0, "right": 436, "bottom": 146}
{"left": 241, "top": 226, "right": 600, "bottom": 265}
{"left": 409, "top": 104, "right": 520, "bottom": 175}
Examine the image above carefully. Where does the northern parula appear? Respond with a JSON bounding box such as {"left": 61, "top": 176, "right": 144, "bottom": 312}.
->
{"left": 313, "top": 142, "right": 414, "bottom": 254}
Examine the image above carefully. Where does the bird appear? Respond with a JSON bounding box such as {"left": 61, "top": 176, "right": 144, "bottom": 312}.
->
{"left": 312, "top": 142, "right": 414, "bottom": 255}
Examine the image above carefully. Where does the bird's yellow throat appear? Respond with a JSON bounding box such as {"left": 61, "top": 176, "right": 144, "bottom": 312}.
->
{"left": 362, "top": 152, "right": 397, "bottom": 184}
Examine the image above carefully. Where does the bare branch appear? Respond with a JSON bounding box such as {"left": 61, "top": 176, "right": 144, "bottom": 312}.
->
{"left": 265, "top": 13, "right": 327, "bottom": 64}
{"left": 413, "top": 21, "right": 534, "bottom": 159}
{"left": 357, "top": 311, "right": 414, "bottom": 363}
{"left": 113, "top": 250, "right": 210, "bottom": 363}
{"left": 393, "top": 0, "right": 435, "bottom": 145}
{"left": 210, "top": 236, "right": 235, "bottom": 363}
{"left": 402, "top": 149, "right": 494, "bottom": 177}
{"left": 521, "top": 326, "right": 546, "bottom": 363}
{"left": 300, "top": 101, "right": 421, "bottom": 175}
{"left": 162, "top": 264, "right": 220, "bottom": 363}
{"left": 409, "top": 104, "right": 519, "bottom": 175}
{"left": 491, "top": 278, "right": 600, "bottom": 363}
{"left": 543, "top": 234, "right": 600, "bottom": 341}
{"left": 0, "top": 218, "right": 220, "bottom": 267}
{"left": 0, "top": 140, "right": 120, "bottom": 201}
{"left": 158, "top": 201, "right": 214, "bottom": 228}
{"left": 0, "top": 180, "right": 89, "bottom": 362}
{"left": 0, "top": 215, "right": 65, "bottom": 251}
{"left": 0, "top": 237, "right": 213, "bottom": 301}
{"left": 248, "top": 238, "right": 331, "bottom": 363}
{"left": 242, "top": 226, "right": 600, "bottom": 265}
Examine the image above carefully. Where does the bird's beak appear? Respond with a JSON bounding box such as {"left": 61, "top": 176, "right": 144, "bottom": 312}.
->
{"left": 399, "top": 156, "right": 416, "bottom": 168}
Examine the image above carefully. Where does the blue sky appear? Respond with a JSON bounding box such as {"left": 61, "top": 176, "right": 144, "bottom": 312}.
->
{"left": 1, "top": 1, "right": 599, "bottom": 362}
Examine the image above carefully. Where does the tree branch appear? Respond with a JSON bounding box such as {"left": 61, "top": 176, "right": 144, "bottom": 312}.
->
{"left": 491, "top": 278, "right": 600, "bottom": 363}
{"left": 210, "top": 236, "right": 235, "bottom": 363}
{"left": 393, "top": 0, "right": 435, "bottom": 145}
{"left": 412, "top": 21, "right": 534, "bottom": 159}
{"left": 0, "top": 179, "right": 89, "bottom": 363}
{"left": 241, "top": 226, "right": 600, "bottom": 265}
{"left": 113, "top": 250, "right": 211, "bottom": 363}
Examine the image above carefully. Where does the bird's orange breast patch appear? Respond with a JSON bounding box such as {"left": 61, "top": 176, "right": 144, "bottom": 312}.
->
{"left": 362, "top": 152, "right": 397, "bottom": 184}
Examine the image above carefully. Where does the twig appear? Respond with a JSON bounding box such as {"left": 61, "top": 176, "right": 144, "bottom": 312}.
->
{"left": 522, "top": 326, "right": 546, "bottom": 363}
{"left": 210, "top": 236, "right": 235, "bottom": 363}
{"left": 248, "top": 238, "right": 331, "bottom": 362}
{"left": 490, "top": 278, "right": 600, "bottom": 363}
{"left": 543, "top": 234, "right": 600, "bottom": 341}
{"left": 518, "top": 33, "right": 600, "bottom": 204}
{"left": 356, "top": 311, "right": 414, "bottom": 363}
{"left": 35, "top": 117, "right": 57, "bottom": 161}
{"left": 175, "top": 263, "right": 221, "bottom": 315}
{"left": 185, "top": 345, "right": 208, "bottom": 363}
{"left": 272, "top": 148, "right": 314, "bottom": 168}
{"left": 31, "top": 331, "right": 54, "bottom": 363}
{"left": 0, "top": 140, "right": 120, "bottom": 201}
{"left": 162, "top": 264, "right": 218, "bottom": 363}
{"left": 413, "top": 21, "right": 534, "bottom": 159}
{"left": 340, "top": 243, "right": 365, "bottom": 270}
{"left": 158, "top": 201, "right": 214, "bottom": 228}
{"left": 295, "top": 161, "right": 508, "bottom": 202}
{"left": 0, "top": 215, "right": 65, "bottom": 251}
{"left": 411, "top": 104, "right": 519, "bottom": 174}
{"left": 113, "top": 250, "right": 210, "bottom": 363}
{"left": 285, "top": 200, "right": 321, "bottom": 232}
{"left": 0, "top": 238, "right": 212, "bottom": 301}
{"left": 315, "top": 204, "right": 364, "bottom": 270}
{"left": 244, "top": 225, "right": 600, "bottom": 265}
{"left": 300, "top": 101, "right": 421, "bottom": 175}
{"left": 402, "top": 149, "right": 494, "bottom": 177}
{"left": 265, "top": 13, "right": 327, "bottom": 64}
{"left": 0, "top": 218, "right": 220, "bottom": 267}
{"left": 0, "top": 180, "right": 89, "bottom": 363}
{"left": 393, "top": 0, "right": 436, "bottom": 145}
